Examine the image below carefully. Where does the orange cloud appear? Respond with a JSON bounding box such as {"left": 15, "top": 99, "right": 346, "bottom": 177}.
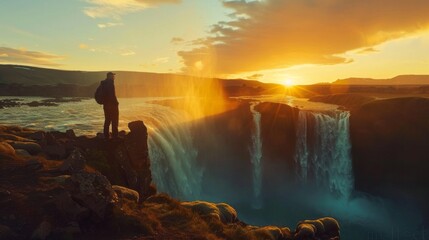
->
{"left": 0, "top": 47, "right": 63, "bottom": 67}
{"left": 179, "top": 0, "right": 429, "bottom": 75}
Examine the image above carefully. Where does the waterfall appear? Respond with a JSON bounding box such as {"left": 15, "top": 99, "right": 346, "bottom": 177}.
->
{"left": 249, "top": 102, "right": 263, "bottom": 207}
{"left": 295, "top": 110, "right": 354, "bottom": 198}
{"left": 144, "top": 104, "right": 203, "bottom": 200}
{"left": 295, "top": 111, "right": 309, "bottom": 182}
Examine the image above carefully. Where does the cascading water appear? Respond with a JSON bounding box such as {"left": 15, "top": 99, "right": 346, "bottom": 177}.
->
{"left": 140, "top": 104, "right": 203, "bottom": 200}
{"left": 294, "top": 110, "right": 354, "bottom": 198}
{"left": 249, "top": 102, "right": 263, "bottom": 207}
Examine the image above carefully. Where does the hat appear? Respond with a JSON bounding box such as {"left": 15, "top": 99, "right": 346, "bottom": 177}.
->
{"left": 107, "top": 72, "right": 116, "bottom": 76}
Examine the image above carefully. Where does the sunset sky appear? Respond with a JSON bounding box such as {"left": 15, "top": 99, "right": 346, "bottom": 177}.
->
{"left": 1, "top": 0, "right": 429, "bottom": 85}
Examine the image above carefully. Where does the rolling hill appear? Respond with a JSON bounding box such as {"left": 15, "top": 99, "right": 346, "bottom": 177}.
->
{"left": 333, "top": 75, "right": 429, "bottom": 85}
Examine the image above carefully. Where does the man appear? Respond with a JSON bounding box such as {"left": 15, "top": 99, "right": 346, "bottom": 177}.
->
{"left": 102, "top": 72, "right": 119, "bottom": 139}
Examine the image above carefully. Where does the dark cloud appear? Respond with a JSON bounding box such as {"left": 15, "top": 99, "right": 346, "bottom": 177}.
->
{"left": 246, "top": 73, "right": 263, "bottom": 80}
{"left": 171, "top": 37, "right": 185, "bottom": 44}
{"left": 179, "top": 0, "right": 429, "bottom": 74}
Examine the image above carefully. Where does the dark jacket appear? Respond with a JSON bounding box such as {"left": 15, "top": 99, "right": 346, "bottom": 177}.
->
{"left": 102, "top": 79, "right": 119, "bottom": 105}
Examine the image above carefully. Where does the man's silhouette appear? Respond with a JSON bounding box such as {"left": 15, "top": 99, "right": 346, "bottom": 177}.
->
{"left": 102, "top": 72, "right": 119, "bottom": 139}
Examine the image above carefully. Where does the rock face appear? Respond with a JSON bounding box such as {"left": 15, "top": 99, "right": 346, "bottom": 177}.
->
{"left": 85, "top": 120, "right": 155, "bottom": 202}
{"left": 350, "top": 97, "right": 429, "bottom": 215}
{"left": 255, "top": 102, "right": 299, "bottom": 194}
{"left": 66, "top": 171, "right": 117, "bottom": 219}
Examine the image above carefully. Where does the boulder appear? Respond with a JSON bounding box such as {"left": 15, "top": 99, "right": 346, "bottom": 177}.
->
{"left": 43, "top": 144, "right": 67, "bottom": 159}
{"left": 59, "top": 149, "right": 86, "bottom": 173}
{"left": 182, "top": 201, "right": 220, "bottom": 220}
{"left": 298, "top": 219, "right": 325, "bottom": 236}
{"left": 216, "top": 203, "right": 238, "bottom": 223}
{"left": 128, "top": 121, "right": 147, "bottom": 135}
{"left": 31, "top": 220, "right": 52, "bottom": 240}
{"left": 66, "top": 171, "right": 117, "bottom": 219}
{"left": 295, "top": 217, "right": 340, "bottom": 240}
{"left": 280, "top": 227, "right": 292, "bottom": 240}
{"left": 0, "top": 142, "right": 15, "bottom": 157}
{"left": 112, "top": 185, "right": 140, "bottom": 203}
{"left": 294, "top": 223, "right": 316, "bottom": 240}
{"left": 319, "top": 217, "right": 340, "bottom": 237}
{"left": 28, "top": 131, "right": 45, "bottom": 141}
{"left": 181, "top": 201, "right": 238, "bottom": 224}
{"left": 51, "top": 190, "right": 90, "bottom": 222}
{"left": 23, "top": 159, "right": 43, "bottom": 172}
{"left": 7, "top": 141, "right": 42, "bottom": 155}
{"left": 251, "top": 226, "right": 283, "bottom": 240}
{"left": 0, "top": 133, "right": 32, "bottom": 142}
{"left": 15, "top": 149, "right": 31, "bottom": 157}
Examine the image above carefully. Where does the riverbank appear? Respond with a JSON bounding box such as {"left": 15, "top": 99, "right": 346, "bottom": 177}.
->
{"left": 0, "top": 122, "right": 340, "bottom": 240}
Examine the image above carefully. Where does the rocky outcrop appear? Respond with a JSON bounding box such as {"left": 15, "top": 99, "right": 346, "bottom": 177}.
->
{"left": 0, "top": 123, "right": 341, "bottom": 240}
{"left": 0, "top": 121, "right": 154, "bottom": 202}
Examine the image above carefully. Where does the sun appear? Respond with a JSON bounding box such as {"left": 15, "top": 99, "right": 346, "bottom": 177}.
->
{"left": 283, "top": 79, "right": 295, "bottom": 87}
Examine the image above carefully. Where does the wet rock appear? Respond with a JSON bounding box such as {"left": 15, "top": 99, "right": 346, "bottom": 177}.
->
{"left": 59, "top": 149, "right": 86, "bottom": 173}
{"left": 31, "top": 220, "right": 52, "bottom": 240}
{"left": 0, "top": 99, "right": 22, "bottom": 109}
{"left": 0, "top": 133, "right": 32, "bottom": 142}
{"left": 112, "top": 185, "right": 139, "bottom": 203}
{"left": 7, "top": 141, "right": 42, "bottom": 155}
{"left": 0, "top": 142, "right": 15, "bottom": 157}
{"left": 15, "top": 149, "right": 31, "bottom": 157}
{"left": 28, "top": 131, "right": 45, "bottom": 141}
{"left": 26, "top": 101, "right": 59, "bottom": 107}
{"left": 66, "top": 171, "right": 117, "bottom": 219}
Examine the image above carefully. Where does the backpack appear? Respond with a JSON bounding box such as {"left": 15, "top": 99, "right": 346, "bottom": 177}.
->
{"left": 94, "top": 81, "right": 105, "bottom": 104}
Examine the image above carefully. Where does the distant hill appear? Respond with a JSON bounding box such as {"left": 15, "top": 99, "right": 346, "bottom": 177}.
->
{"left": 333, "top": 75, "right": 429, "bottom": 85}
{"left": 0, "top": 64, "right": 284, "bottom": 97}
